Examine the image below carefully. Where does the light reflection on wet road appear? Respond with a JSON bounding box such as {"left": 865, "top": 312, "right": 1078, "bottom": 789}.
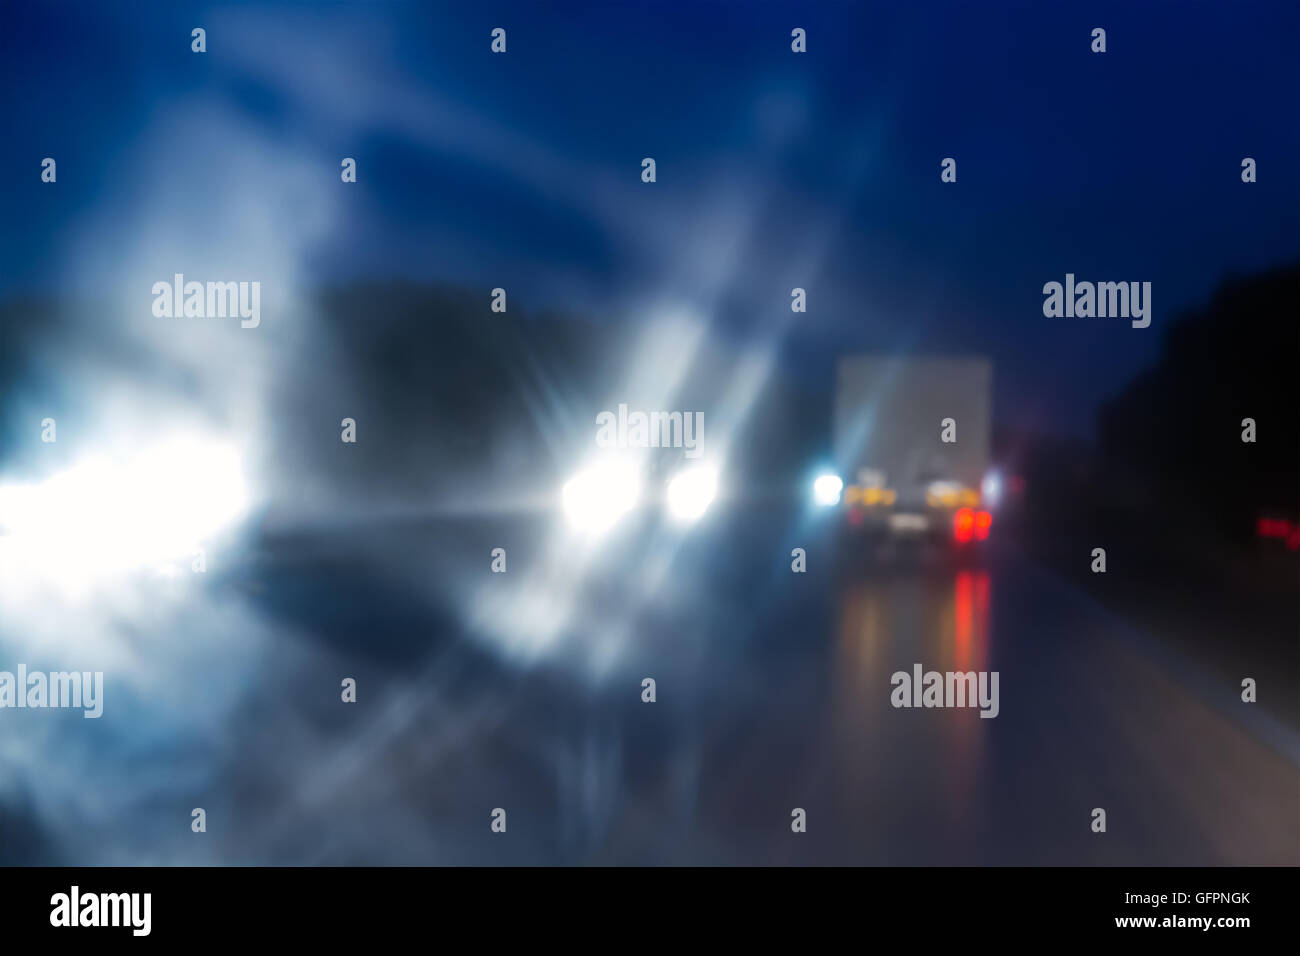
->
{"left": 673, "top": 557, "right": 1299, "bottom": 865}
{"left": 2, "top": 519, "right": 1296, "bottom": 866}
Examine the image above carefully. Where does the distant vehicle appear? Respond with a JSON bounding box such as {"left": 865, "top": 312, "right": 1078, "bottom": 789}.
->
{"left": 814, "top": 356, "right": 997, "bottom": 550}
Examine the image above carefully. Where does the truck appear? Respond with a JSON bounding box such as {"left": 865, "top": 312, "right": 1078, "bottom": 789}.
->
{"left": 819, "top": 356, "right": 994, "bottom": 549}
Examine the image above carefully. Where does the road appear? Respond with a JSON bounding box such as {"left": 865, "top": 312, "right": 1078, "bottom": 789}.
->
{"left": 1, "top": 507, "right": 1297, "bottom": 865}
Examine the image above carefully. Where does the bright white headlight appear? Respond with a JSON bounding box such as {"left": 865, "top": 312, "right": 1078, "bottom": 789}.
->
{"left": 0, "top": 433, "right": 249, "bottom": 595}
{"left": 812, "top": 473, "right": 843, "bottom": 507}
{"left": 562, "top": 460, "right": 641, "bottom": 534}
{"left": 981, "top": 470, "right": 1002, "bottom": 508}
{"left": 666, "top": 464, "right": 718, "bottom": 524}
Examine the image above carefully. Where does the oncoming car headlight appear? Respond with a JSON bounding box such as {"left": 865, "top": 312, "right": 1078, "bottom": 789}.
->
{"left": 665, "top": 464, "right": 718, "bottom": 524}
{"left": 561, "top": 460, "right": 641, "bottom": 535}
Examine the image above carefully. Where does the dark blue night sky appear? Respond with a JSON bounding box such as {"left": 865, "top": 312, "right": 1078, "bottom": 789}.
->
{"left": 3, "top": 0, "right": 1297, "bottom": 435}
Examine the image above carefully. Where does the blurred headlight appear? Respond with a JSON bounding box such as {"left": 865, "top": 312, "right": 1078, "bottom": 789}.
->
{"left": 0, "top": 433, "right": 249, "bottom": 594}
{"left": 666, "top": 464, "right": 718, "bottom": 524}
{"left": 562, "top": 460, "right": 641, "bottom": 534}
{"left": 812, "top": 473, "right": 843, "bottom": 507}
{"left": 981, "top": 470, "right": 1002, "bottom": 508}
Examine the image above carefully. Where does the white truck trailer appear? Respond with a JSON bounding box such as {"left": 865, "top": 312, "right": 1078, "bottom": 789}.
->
{"left": 824, "top": 356, "right": 994, "bottom": 547}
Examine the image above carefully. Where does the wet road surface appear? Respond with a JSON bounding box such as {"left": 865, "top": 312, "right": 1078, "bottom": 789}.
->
{"left": 1, "top": 511, "right": 1296, "bottom": 865}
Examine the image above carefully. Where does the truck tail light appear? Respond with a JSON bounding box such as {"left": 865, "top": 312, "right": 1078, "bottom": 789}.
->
{"left": 954, "top": 508, "right": 992, "bottom": 544}
{"left": 953, "top": 507, "right": 974, "bottom": 543}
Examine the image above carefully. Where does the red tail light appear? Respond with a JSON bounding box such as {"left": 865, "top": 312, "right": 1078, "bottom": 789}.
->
{"left": 953, "top": 507, "right": 974, "bottom": 543}
{"left": 1258, "top": 517, "right": 1300, "bottom": 551}
{"left": 1258, "top": 518, "right": 1292, "bottom": 539}
{"left": 954, "top": 508, "right": 991, "bottom": 544}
